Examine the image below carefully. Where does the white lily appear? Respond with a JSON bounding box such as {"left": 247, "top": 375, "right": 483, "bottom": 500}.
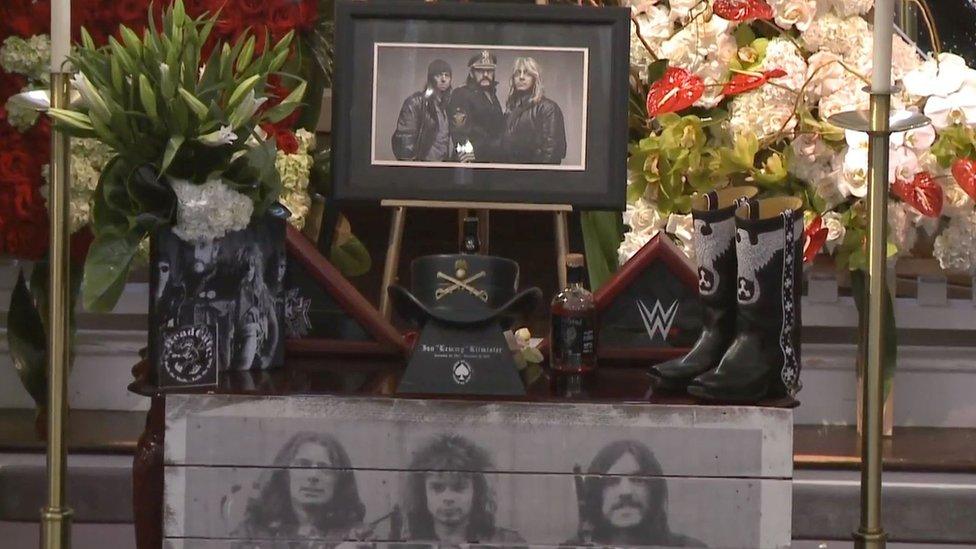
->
{"left": 228, "top": 90, "right": 268, "bottom": 129}
{"left": 71, "top": 72, "right": 111, "bottom": 121}
{"left": 197, "top": 125, "right": 238, "bottom": 147}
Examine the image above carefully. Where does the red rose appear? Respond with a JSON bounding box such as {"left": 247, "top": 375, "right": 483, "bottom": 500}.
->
{"left": 276, "top": 130, "right": 299, "bottom": 154}
{"left": 216, "top": 7, "right": 244, "bottom": 38}
{"left": 116, "top": 0, "right": 149, "bottom": 26}
{"left": 269, "top": 2, "right": 301, "bottom": 38}
{"left": 4, "top": 214, "right": 49, "bottom": 260}
{"left": 0, "top": 150, "right": 38, "bottom": 184}
{"left": 300, "top": 0, "right": 318, "bottom": 27}
{"left": 237, "top": 0, "right": 267, "bottom": 18}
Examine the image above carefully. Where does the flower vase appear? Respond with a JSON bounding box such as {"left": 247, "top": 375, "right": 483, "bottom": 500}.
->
{"left": 149, "top": 213, "right": 287, "bottom": 387}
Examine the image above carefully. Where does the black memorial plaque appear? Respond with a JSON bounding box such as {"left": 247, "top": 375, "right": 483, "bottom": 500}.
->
{"left": 398, "top": 321, "right": 525, "bottom": 396}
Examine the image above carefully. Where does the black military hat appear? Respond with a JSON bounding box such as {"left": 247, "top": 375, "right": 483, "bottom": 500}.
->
{"left": 389, "top": 254, "right": 540, "bottom": 326}
{"left": 468, "top": 50, "right": 497, "bottom": 69}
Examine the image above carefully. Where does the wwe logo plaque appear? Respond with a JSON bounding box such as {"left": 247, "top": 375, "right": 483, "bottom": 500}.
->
{"left": 158, "top": 324, "right": 219, "bottom": 389}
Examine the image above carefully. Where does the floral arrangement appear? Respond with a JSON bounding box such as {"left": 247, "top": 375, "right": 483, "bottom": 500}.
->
{"left": 46, "top": 0, "right": 306, "bottom": 312}
{"left": 610, "top": 0, "right": 976, "bottom": 279}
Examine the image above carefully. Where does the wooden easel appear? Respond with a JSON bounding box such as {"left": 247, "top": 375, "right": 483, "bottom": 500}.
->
{"left": 379, "top": 199, "right": 572, "bottom": 319}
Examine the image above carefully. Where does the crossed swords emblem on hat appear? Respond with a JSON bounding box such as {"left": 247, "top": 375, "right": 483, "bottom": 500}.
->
{"left": 435, "top": 271, "right": 489, "bottom": 302}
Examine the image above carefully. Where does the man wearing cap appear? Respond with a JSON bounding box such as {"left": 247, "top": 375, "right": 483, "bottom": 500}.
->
{"left": 448, "top": 50, "right": 505, "bottom": 163}
{"left": 392, "top": 59, "right": 454, "bottom": 161}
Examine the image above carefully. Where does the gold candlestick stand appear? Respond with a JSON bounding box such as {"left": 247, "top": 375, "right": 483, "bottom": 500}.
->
{"left": 43, "top": 72, "right": 74, "bottom": 549}
{"left": 829, "top": 92, "right": 928, "bottom": 549}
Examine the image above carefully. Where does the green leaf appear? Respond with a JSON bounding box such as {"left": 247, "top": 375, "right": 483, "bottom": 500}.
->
{"left": 236, "top": 34, "right": 256, "bottom": 74}
{"left": 580, "top": 211, "right": 624, "bottom": 290}
{"left": 7, "top": 271, "right": 47, "bottom": 407}
{"left": 850, "top": 270, "right": 898, "bottom": 400}
{"left": 330, "top": 235, "right": 372, "bottom": 277}
{"left": 81, "top": 232, "right": 142, "bottom": 312}
{"left": 227, "top": 74, "right": 261, "bottom": 108}
{"left": 139, "top": 75, "right": 159, "bottom": 120}
{"left": 734, "top": 25, "right": 756, "bottom": 47}
{"left": 645, "top": 59, "right": 669, "bottom": 86}
{"left": 178, "top": 87, "right": 210, "bottom": 118}
{"left": 162, "top": 135, "right": 185, "bottom": 174}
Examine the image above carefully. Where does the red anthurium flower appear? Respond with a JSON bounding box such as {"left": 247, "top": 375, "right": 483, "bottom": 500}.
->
{"left": 891, "top": 171, "right": 944, "bottom": 218}
{"left": 712, "top": 0, "right": 774, "bottom": 22}
{"left": 645, "top": 67, "right": 705, "bottom": 117}
{"left": 721, "top": 68, "right": 787, "bottom": 96}
{"left": 802, "top": 216, "right": 828, "bottom": 263}
{"left": 951, "top": 157, "right": 976, "bottom": 201}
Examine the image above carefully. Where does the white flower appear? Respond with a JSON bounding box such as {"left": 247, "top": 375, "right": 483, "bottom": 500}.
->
{"left": 171, "top": 178, "right": 254, "bottom": 243}
{"left": 197, "top": 125, "right": 238, "bottom": 147}
{"left": 801, "top": 13, "right": 870, "bottom": 57}
{"left": 618, "top": 231, "right": 653, "bottom": 266}
{"left": 295, "top": 128, "right": 316, "bottom": 155}
{"left": 71, "top": 72, "right": 111, "bottom": 121}
{"left": 0, "top": 35, "right": 51, "bottom": 83}
{"left": 658, "top": 16, "right": 736, "bottom": 107}
{"left": 623, "top": 198, "right": 666, "bottom": 237}
{"left": 4, "top": 95, "right": 40, "bottom": 131}
{"left": 822, "top": 211, "right": 846, "bottom": 251}
{"left": 903, "top": 123, "right": 936, "bottom": 153}
{"left": 934, "top": 209, "right": 976, "bottom": 272}
{"left": 817, "top": 0, "right": 873, "bottom": 18}
{"left": 903, "top": 53, "right": 976, "bottom": 129}
{"left": 770, "top": 0, "right": 816, "bottom": 31}
{"left": 804, "top": 51, "right": 846, "bottom": 102}
{"left": 729, "top": 39, "right": 807, "bottom": 139}
{"left": 666, "top": 213, "right": 695, "bottom": 261}
{"left": 903, "top": 53, "right": 975, "bottom": 99}
{"left": 887, "top": 202, "right": 917, "bottom": 256}
{"left": 667, "top": 0, "right": 702, "bottom": 21}
{"left": 818, "top": 71, "right": 869, "bottom": 119}
{"left": 630, "top": 4, "right": 672, "bottom": 80}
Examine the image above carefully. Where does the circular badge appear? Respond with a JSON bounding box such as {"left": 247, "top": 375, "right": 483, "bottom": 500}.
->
{"left": 162, "top": 325, "right": 216, "bottom": 384}
{"left": 452, "top": 360, "right": 473, "bottom": 385}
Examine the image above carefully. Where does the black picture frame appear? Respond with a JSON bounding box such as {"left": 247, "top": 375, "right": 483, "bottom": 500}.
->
{"left": 331, "top": 0, "right": 630, "bottom": 209}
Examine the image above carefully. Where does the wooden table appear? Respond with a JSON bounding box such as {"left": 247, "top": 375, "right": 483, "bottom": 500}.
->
{"left": 130, "top": 359, "right": 796, "bottom": 548}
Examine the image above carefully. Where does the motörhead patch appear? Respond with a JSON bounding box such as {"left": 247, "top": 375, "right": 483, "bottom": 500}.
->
{"left": 158, "top": 324, "right": 219, "bottom": 389}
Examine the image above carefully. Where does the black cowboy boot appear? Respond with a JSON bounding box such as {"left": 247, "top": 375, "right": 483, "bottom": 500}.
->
{"left": 648, "top": 186, "right": 758, "bottom": 392}
{"left": 687, "top": 197, "right": 804, "bottom": 402}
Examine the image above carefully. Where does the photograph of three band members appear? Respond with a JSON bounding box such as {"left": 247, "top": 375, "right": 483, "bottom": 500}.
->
{"left": 231, "top": 433, "right": 705, "bottom": 548}
{"left": 391, "top": 49, "right": 568, "bottom": 165}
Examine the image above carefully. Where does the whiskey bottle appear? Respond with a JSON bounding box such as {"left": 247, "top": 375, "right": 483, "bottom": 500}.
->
{"left": 550, "top": 253, "right": 597, "bottom": 374}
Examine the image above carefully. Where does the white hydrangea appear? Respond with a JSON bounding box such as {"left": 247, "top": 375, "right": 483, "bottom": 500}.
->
{"left": 295, "top": 129, "right": 316, "bottom": 155}
{"left": 817, "top": 0, "right": 873, "bottom": 18}
{"left": 659, "top": 15, "right": 736, "bottom": 108}
{"left": 171, "top": 178, "right": 254, "bottom": 243}
{"left": 818, "top": 70, "right": 870, "bottom": 119}
{"left": 4, "top": 95, "right": 40, "bottom": 131}
{"left": 0, "top": 34, "right": 52, "bottom": 83}
{"left": 276, "top": 151, "right": 313, "bottom": 229}
{"left": 629, "top": 5, "right": 672, "bottom": 82}
{"left": 933, "top": 209, "right": 976, "bottom": 272}
{"left": 887, "top": 202, "right": 917, "bottom": 256}
{"left": 728, "top": 39, "right": 807, "bottom": 139}
{"left": 800, "top": 13, "right": 870, "bottom": 58}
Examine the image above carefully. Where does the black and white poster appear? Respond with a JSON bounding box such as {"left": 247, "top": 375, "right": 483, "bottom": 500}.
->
{"left": 164, "top": 396, "right": 794, "bottom": 548}
{"left": 150, "top": 215, "right": 286, "bottom": 388}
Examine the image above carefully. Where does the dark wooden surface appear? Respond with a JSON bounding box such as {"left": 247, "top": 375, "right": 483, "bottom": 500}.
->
{"left": 794, "top": 424, "right": 976, "bottom": 473}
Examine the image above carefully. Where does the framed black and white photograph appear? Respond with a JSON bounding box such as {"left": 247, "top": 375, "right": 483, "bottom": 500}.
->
{"left": 331, "top": 1, "right": 630, "bottom": 208}
{"left": 149, "top": 214, "right": 286, "bottom": 387}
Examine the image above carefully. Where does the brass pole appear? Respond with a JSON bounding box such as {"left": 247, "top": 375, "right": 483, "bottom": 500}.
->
{"left": 853, "top": 92, "right": 891, "bottom": 549}
{"left": 41, "top": 71, "right": 74, "bottom": 549}
{"left": 380, "top": 206, "right": 407, "bottom": 319}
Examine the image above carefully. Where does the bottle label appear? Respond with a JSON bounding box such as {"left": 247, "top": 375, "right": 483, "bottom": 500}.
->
{"left": 551, "top": 315, "right": 595, "bottom": 370}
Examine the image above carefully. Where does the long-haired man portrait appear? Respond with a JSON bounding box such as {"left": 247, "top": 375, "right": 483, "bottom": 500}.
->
{"left": 401, "top": 433, "right": 525, "bottom": 545}
{"left": 232, "top": 432, "right": 366, "bottom": 548}
{"left": 502, "top": 56, "right": 567, "bottom": 164}
{"left": 569, "top": 439, "right": 705, "bottom": 547}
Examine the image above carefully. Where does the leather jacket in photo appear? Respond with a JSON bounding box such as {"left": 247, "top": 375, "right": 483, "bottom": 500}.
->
{"left": 392, "top": 89, "right": 450, "bottom": 161}
{"left": 502, "top": 96, "right": 567, "bottom": 165}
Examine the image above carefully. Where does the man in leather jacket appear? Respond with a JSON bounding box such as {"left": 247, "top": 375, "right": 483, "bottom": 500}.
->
{"left": 391, "top": 59, "right": 453, "bottom": 161}
{"left": 448, "top": 50, "right": 505, "bottom": 163}
{"left": 502, "top": 57, "right": 567, "bottom": 164}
